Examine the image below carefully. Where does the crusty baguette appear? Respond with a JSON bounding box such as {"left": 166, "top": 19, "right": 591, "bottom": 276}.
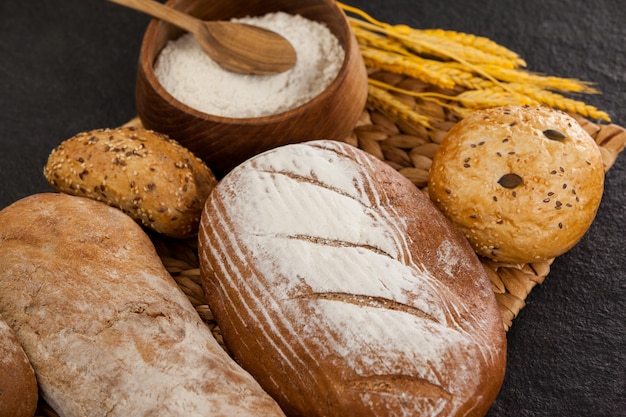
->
{"left": 0, "top": 314, "right": 38, "bottom": 417}
{"left": 199, "top": 140, "right": 507, "bottom": 417}
{"left": 43, "top": 127, "right": 217, "bottom": 239}
{"left": 0, "top": 193, "right": 285, "bottom": 417}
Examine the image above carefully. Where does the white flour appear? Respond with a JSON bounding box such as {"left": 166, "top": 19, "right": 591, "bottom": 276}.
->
{"left": 154, "top": 12, "right": 345, "bottom": 118}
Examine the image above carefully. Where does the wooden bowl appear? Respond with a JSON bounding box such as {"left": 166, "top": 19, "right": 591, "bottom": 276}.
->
{"left": 136, "top": 0, "right": 368, "bottom": 177}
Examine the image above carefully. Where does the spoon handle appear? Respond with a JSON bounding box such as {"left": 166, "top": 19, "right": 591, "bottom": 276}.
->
{"left": 107, "top": 0, "right": 202, "bottom": 33}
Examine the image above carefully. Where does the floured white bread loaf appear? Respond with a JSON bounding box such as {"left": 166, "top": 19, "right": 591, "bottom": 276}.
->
{"left": 0, "top": 314, "right": 38, "bottom": 417}
{"left": 0, "top": 193, "right": 285, "bottom": 417}
{"left": 199, "top": 140, "right": 507, "bottom": 417}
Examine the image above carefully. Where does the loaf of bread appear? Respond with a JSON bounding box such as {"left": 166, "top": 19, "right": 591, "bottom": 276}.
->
{"left": 0, "top": 193, "right": 285, "bottom": 417}
{"left": 428, "top": 105, "right": 605, "bottom": 263}
{"left": 0, "top": 314, "right": 38, "bottom": 417}
{"left": 43, "top": 126, "right": 217, "bottom": 239}
{"left": 199, "top": 140, "right": 507, "bottom": 417}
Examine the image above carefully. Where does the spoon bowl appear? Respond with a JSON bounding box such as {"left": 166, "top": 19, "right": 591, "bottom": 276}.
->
{"left": 197, "top": 21, "right": 297, "bottom": 75}
{"left": 108, "top": 0, "right": 296, "bottom": 75}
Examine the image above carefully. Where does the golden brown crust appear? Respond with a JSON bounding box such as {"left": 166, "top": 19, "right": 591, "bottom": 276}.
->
{"left": 428, "top": 106, "right": 605, "bottom": 264}
{"left": 0, "top": 193, "right": 285, "bottom": 417}
{"left": 43, "top": 127, "right": 217, "bottom": 239}
{"left": 199, "top": 140, "right": 506, "bottom": 417}
{"left": 0, "top": 315, "right": 38, "bottom": 417}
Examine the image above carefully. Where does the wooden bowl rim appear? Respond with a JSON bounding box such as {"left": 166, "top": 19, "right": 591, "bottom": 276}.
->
{"left": 138, "top": 0, "right": 357, "bottom": 125}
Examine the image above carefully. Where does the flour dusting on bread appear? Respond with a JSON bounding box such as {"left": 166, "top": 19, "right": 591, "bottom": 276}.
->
{"left": 0, "top": 193, "right": 285, "bottom": 417}
{"left": 199, "top": 140, "right": 506, "bottom": 417}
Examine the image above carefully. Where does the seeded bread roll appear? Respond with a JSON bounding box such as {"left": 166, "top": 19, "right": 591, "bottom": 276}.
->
{"left": 199, "top": 140, "right": 506, "bottom": 417}
{"left": 44, "top": 126, "right": 217, "bottom": 239}
{"left": 0, "top": 193, "right": 285, "bottom": 417}
{"left": 0, "top": 314, "right": 38, "bottom": 417}
{"left": 428, "top": 106, "right": 605, "bottom": 264}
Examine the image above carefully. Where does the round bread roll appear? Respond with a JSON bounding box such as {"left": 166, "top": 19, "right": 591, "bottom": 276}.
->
{"left": 0, "top": 314, "right": 38, "bottom": 417}
{"left": 44, "top": 126, "right": 217, "bottom": 239}
{"left": 428, "top": 105, "right": 604, "bottom": 264}
{"left": 199, "top": 140, "right": 506, "bottom": 417}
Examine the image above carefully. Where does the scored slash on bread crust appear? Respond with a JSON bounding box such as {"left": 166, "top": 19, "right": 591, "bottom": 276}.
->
{"left": 199, "top": 140, "right": 507, "bottom": 417}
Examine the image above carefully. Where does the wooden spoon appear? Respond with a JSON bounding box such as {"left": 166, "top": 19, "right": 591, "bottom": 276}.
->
{"left": 108, "top": 0, "right": 297, "bottom": 75}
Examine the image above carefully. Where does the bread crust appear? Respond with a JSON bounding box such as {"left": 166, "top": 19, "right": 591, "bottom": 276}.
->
{"left": 0, "top": 314, "right": 38, "bottom": 417}
{"left": 44, "top": 127, "right": 217, "bottom": 239}
{"left": 0, "top": 193, "right": 285, "bottom": 417}
{"left": 199, "top": 140, "right": 506, "bottom": 417}
{"left": 428, "top": 106, "right": 605, "bottom": 263}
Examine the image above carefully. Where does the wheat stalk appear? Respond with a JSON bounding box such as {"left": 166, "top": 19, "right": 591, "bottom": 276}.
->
{"left": 477, "top": 65, "right": 600, "bottom": 93}
{"left": 338, "top": 2, "right": 611, "bottom": 123}
{"left": 360, "top": 48, "right": 457, "bottom": 89}
{"left": 455, "top": 87, "right": 539, "bottom": 109}
{"left": 392, "top": 28, "right": 523, "bottom": 69}
{"left": 420, "top": 28, "right": 526, "bottom": 67}
{"left": 352, "top": 26, "right": 409, "bottom": 55}
{"left": 507, "top": 84, "right": 610, "bottom": 120}
{"left": 367, "top": 84, "right": 432, "bottom": 128}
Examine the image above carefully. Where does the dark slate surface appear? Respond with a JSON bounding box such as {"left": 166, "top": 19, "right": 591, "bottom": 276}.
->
{"left": 1, "top": 1, "right": 624, "bottom": 416}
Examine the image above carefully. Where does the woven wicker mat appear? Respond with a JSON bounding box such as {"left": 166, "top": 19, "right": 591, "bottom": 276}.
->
{"left": 36, "top": 71, "right": 626, "bottom": 417}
